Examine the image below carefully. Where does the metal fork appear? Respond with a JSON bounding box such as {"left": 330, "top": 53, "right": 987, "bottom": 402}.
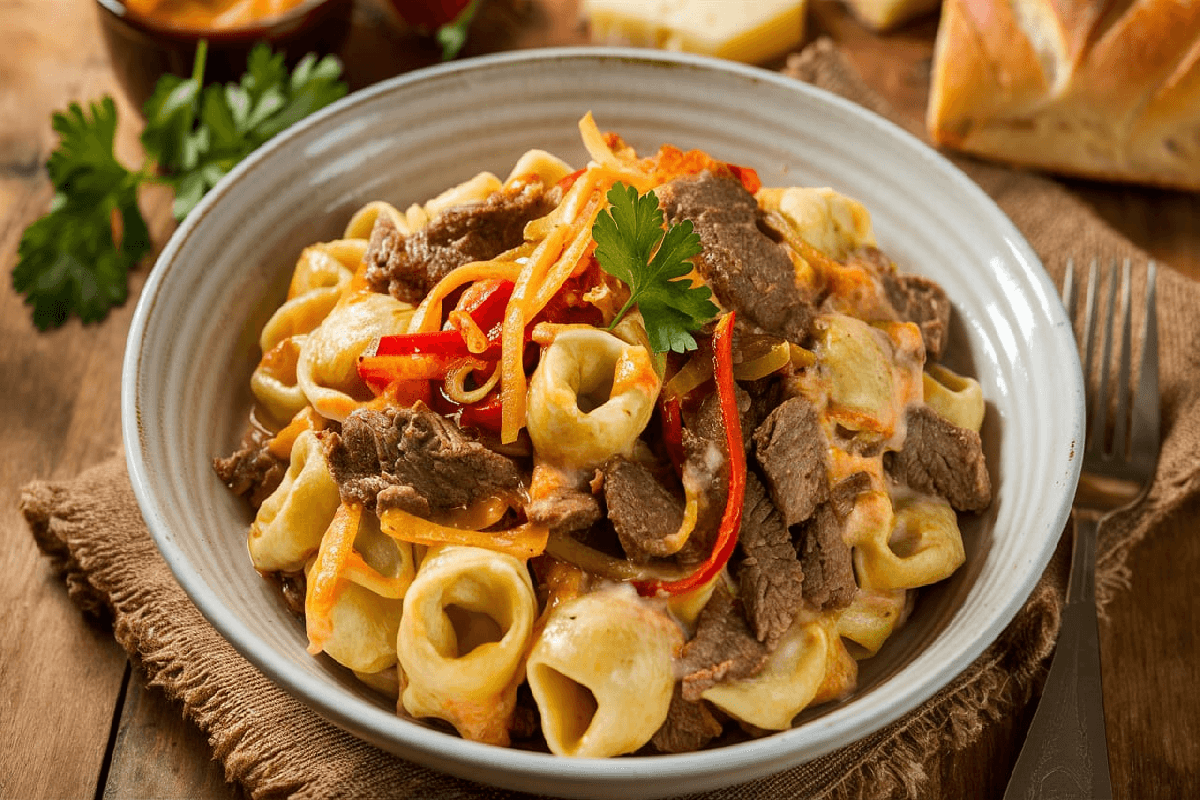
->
{"left": 1003, "top": 258, "right": 1160, "bottom": 800}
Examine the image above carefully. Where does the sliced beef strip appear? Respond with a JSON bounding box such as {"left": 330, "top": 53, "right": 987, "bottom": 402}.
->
{"left": 656, "top": 173, "right": 815, "bottom": 345}
{"left": 752, "top": 395, "right": 829, "bottom": 527}
{"left": 602, "top": 456, "right": 686, "bottom": 562}
{"left": 685, "top": 383, "right": 753, "bottom": 453}
{"left": 885, "top": 405, "right": 992, "bottom": 511}
{"left": 213, "top": 425, "right": 287, "bottom": 508}
{"left": 651, "top": 685, "right": 724, "bottom": 754}
{"left": 322, "top": 404, "right": 523, "bottom": 517}
{"left": 364, "top": 182, "right": 551, "bottom": 302}
{"left": 884, "top": 273, "right": 952, "bottom": 361}
{"left": 679, "top": 582, "right": 770, "bottom": 701}
{"left": 737, "top": 472, "right": 805, "bottom": 648}
{"left": 673, "top": 428, "right": 727, "bottom": 566}
{"left": 849, "top": 246, "right": 952, "bottom": 360}
{"left": 829, "top": 471, "right": 872, "bottom": 521}
{"left": 793, "top": 504, "right": 857, "bottom": 611}
{"left": 526, "top": 486, "right": 602, "bottom": 535}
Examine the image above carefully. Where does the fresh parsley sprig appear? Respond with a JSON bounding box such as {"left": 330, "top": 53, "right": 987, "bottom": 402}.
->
{"left": 13, "top": 41, "right": 347, "bottom": 330}
{"left": 592, "top": 182, "right": 719, "bottom": 354}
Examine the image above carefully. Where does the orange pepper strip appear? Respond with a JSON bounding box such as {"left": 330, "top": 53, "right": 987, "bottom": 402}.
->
{"left": 500, "top": 227, "right": 568, "bottom": 443}
{"left": 305, "top": 502, "right": 363, "bottom": 654}
{"left": 637, "top": 312, "right": 744, "bottom": 597}
{"left": 378, "top": 507, "right": 548, "bottom": 560}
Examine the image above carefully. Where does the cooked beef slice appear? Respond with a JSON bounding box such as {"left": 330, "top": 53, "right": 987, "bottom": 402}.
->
{"left": 752, "top": 395, "right": 829, "bottom": 527}
{"left": 829, "top": 471, "right": 872, "bottom": 521}
{"left": 844, "top": 247, "right": 951, "bottom": 360}
{"left": 737, "top": 472, "right": 805, "bottom": 648}
{"left": 364, "top": 183, "right": 551, "bottom": 302}
{"left": 651, "top": 685, "right": 724, "bottom": 753}
{"left": 680, "top": 583, "right": 770, "bottom": 701}
{"left": 883, "top": 273, "right": 952, "bottom": 360}
{"left": 322, "top": 405, "right": 522, "bottom": 516}
{"left": 674, "top": 428, "right": 727, "bottom": 566}
{"left": 603, "top": 457, "right": 686, "bottom": 561}
{"left": 686, "top": 383, "right": 755, "bottom": 453}
{"left": 794, "top": 504, "right": 857, "bottom": 611}
{"left": 885, "top": 405, "right": 991, "bottom": 512}
{"left": 656, "top": 173, "right": 814, "bottom": 345}
{"left": 526, "top": 486, "right": 602, "bottom": 535}
{"left": 742, "top": 372, "right": 786, "bottom": 436}
{"left": 213, "top": 425, "right": 287, "bottom": 508}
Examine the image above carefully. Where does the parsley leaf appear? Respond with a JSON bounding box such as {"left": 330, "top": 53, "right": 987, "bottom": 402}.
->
{"left": 14, "top": 41, "right": 347, "bottom": 330}
{"left": 143, "top": 42, "right": 348, "bottom": 220}
{"left": 592, "top": 182, "right": 718, "bottom": 354}
{"left": 13, "top": 98, "right": 150, "bottom": 330}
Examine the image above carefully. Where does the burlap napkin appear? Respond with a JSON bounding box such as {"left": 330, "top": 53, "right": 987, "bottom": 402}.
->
{"left": 20, "top": 40, "right": 1200, "bottom": 800}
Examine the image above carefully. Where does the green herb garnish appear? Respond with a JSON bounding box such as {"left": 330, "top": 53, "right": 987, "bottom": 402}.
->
{"left": 13, "top": 41, "right": 347, "bottom": 330}
{"left": 592, "top": 182, "right": 719, "bottom": 354}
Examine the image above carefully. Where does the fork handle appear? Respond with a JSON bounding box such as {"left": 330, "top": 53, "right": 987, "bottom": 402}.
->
{"left": 1003, "top": 515, "right": 1113, "bottom": 800}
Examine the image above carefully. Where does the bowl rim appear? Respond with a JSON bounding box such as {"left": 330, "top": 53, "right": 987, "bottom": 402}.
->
{"left": 95, "top": 0, "right": 341, "bottom": 37}
{"left": 122, "top": 45, "right": 1082, "bottom": 787}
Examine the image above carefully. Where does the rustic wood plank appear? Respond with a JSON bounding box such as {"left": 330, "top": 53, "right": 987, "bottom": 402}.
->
{"left": 103, "top": 679, "right": 244, "bottom": 800}
{"left": 1101, "top": 499, "right": 1200, "bottom": 800}
{"left": 0, "top": 2, "right": 154, "bottom": 799}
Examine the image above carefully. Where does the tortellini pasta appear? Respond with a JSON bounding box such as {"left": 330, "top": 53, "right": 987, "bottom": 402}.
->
{"left": 849, "top": 491, "right": 966, "bottom": 592}
{"left": 837, "top": 588, "right": 911, "bottom": 658}
{"left": 251, "top": 334, "right": 310, "bottom": 426}
{"left": 397, "top": 546, "right": 537, "bottom": 745}
{"left": 526, "top": 586, "right": 681, "bottom": 757}
{"left": 526, "top": 328, "right": 660, "bottom": 469}
{"left": 297, "top": 292, "right": 414, "bottom": 422}
{"left": 249, "top": 430, "right": 340, "bottom": 572}
{"left": 923, "top": 363, "right": 985, "bottom": 433}
{"left": 756, "top": 186, "right": 876, "bottom": 260}
{"left": 702, "top": 614, "right": 856, "bottom": 731}
{"left": 305, "top": 511, "right": 415, "bottom": 674}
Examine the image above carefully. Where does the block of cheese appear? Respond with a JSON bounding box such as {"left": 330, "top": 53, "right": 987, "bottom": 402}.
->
{"left": 928, "top": 0, "right": 1200, "bottom": 191}
{"left": 841, "top": 0, "right": 941, "bottom": 31}
{"left": 583, "top": 0, "right": 807, "bottom": 65}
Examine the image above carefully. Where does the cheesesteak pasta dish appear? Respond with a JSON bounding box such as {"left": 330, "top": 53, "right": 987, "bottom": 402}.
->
{"left": 214, "top": 113, "right": 992, "bottom": 756}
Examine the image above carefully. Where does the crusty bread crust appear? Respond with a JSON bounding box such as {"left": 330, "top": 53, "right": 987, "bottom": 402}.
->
{"left": 928, "top": 0, "right": 1200, "bottom": 191}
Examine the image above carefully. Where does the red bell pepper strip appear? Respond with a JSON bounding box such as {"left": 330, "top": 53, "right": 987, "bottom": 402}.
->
{"left": 636, "top": 312, "right": 744, "bottom": 597}
{"left": 555, "top": 167, "right": 586, "bottom": 194}
{"left": 372, "top": 280, "right": 514, "bottom": 358}
{"left": 660, "top": 395, "right": 685, "bottom": 474}
{"left": 452, "top": 278, "right": 513, "bottom": 338}
{"left": 372, "top": 328, "right": 470, "bottom": 357}
{"left": 432, "top": 383, "right": 504, "bottom": 432}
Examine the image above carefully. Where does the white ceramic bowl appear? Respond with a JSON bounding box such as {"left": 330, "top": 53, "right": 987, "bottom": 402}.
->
{"left": 122, "top": 48, "right": 1083, "bottom": 799}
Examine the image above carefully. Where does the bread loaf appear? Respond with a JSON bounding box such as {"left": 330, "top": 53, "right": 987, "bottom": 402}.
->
{"left": 927, "top": 0, "right": 1200, "bottom": 191}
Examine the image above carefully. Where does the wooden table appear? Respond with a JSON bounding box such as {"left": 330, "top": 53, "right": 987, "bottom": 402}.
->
{"left": 2, "top": 1, "right": 1197, "bottom": 798}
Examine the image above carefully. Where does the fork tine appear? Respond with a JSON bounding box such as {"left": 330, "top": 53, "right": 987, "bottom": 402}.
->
{"left": 1111, "top": 260, "right": 1134, "bottom": 459}
{"left": 1062, "top": 257, "right": 1076, "bottom": 308}
{"left": 1130, "top": 261, "right": 1160, "bottom": 473}
{"left": 1087, "top": 260, "right": 1117, "bottom": 458}
{"left": 1080, "top": 259, "right": 1099, "bottom": 426}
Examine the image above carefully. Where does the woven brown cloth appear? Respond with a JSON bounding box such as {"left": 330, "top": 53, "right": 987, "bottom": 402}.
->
{"left": 20, "top": 40, "right": 1200, "bottom": 800}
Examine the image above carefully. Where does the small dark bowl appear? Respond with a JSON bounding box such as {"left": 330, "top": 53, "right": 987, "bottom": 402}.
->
{"left": 96, "top": 0, "right": 355, "bottom": 111}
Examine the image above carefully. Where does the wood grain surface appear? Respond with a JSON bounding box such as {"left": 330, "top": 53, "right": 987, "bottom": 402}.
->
{"left": 2, "top": 1, "right": 1197, "bottom": 799}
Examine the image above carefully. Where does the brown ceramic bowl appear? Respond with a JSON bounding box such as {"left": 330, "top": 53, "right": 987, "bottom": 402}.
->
{"left": 95, "top": 0, "right": 355, "bottom": 110}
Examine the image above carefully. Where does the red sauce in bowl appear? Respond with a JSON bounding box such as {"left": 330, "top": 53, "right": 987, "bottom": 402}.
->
{"left": 121, "top": 0, "right": 313, "bottom": 31}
